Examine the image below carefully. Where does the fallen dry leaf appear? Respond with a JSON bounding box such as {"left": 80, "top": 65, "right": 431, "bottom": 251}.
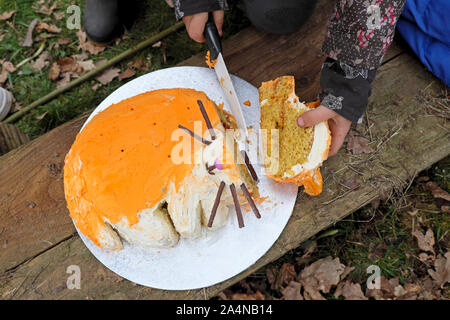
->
{"left": 48, "top": 62, "right": 60, "bottom": 81}
{"left": 340, "top": 266, "right": 355, "bottom": 281}
{"left": 35, "top": 111, "right": 48, "bottom": 120}
{"left": 56, "top": 57, "right": 79, "bottom": 73}
{"left": 73, "top": 52, "right": 89, "bottom": 62}
{"left": 0, "top": 70, "right": 7, "bottom": 84}
{"left": 129, "top": 57, "right": 148, "bottom": 71}
{"left": 230, "top": 291, "right": 265, "bottom": 300}
{"left": 280, "top": 263, "right": 297, "bottom": 286}
{"left": 412, "top": 228, "right": 435, "bottom": 255}
{"left": 419, "top": 252, "right": 434, "bottom": 263}
{"left": 22, "top": 19, "right": 39, "bottom": 47}
{"left": 346, "top": 131, "right": 374, "bottom": 154}
{"left": 118, "top": 67, "right": 136, "bottom": 81}
{"left": 428, "top": 252, "right": 450, "bottom": 289}
{"left": 0, "top": 11, "right": 15, "bottom": 20}
{"left": 31, "top": 51, "right": 50, "bottom": 71}
{"left": 281, "top": 281, "right": 303, "bottom": 300}
{"left": 77, "top": 30, "right": 106, "bottom": 55}
{"left": 441, "top": 205, "right": 450, "bottom": 213}
{"left": 38, "top": 2, "right": 57, "bottom": 15}
{"left": 266, "top": 263, "right": 297, "bottom": 291}
{"left": 400, "top": 283, "right": 423, "bottom": 300}
{"left": 77, "top": 60, "right": 95, "bottom": 72}
{"left": 0, "top": 60, "right": 16, "bottom": 84}
{"left": 152, "top": 41, "right": 162, "bottom": 48}
{"left": 95, "top": 67, "right": 120, "bottom": 85}
{"left": 424, "top": 181, "right": 450, "bottom": 202}
{"left": 56, "top": 72, "right": 71, "bottom": 88}
{"left": 299, "top": 256, "right": 346, "bottom": 300}
{"left": 57, "top": 37, "right": 71, "bottom": 45}
{"left": 1, "top": 60, "right": 16, "bottom": 73}
{"left": 334, "top": 280, "right": 367, "bottom": 300}
{"left": 365, "top": 276, "right": 399, "bottom": 300}
{"left": 36, "top": 22, "right": 61, "bottom": 34}
{"left": 53, "top": 11, "right": 64, "bottom": 21}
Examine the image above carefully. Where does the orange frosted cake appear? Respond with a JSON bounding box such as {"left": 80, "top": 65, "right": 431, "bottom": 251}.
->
{"left": 259, "top": 76, "right": 331, "bottom": 196}
{"left": 64, "top": 88, "right": 259, "bottom": 251}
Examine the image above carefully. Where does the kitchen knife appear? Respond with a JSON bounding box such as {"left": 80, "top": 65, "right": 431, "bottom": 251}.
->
{"left": 204, "top": 13, "right": 249, "bottom": 140}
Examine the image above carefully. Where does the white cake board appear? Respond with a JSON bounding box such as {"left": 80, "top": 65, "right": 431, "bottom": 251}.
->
{"left": 75, "top": 66, "right": 298, "bottom": 290}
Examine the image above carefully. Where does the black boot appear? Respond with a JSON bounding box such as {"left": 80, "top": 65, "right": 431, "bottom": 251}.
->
{"left": 83, "top": 0, "right": 120, "bottom": 44}
{"left": 241, "top": 0, "right": 318, "bottom": 34}
{"left": 83, "top": 0, "right": 138, "bottom": 44}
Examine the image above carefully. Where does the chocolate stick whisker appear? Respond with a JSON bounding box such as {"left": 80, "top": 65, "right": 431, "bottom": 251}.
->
{"left": 197, "top": 100, "right": 216, "bottom": 140}
{"left": 208, "top": 181, "right": 226, "bottom": 228}
{"left": 241, "top": 150, "right": 259, "bottom": 183}
{"left": 178, "top": 124, "right": 211, "bottom": 145}
{"left": 230, "top": 183, "right": 244, "bottom": 228}
{"left": 240, "top": 183, "right": 261, "bottom": 219}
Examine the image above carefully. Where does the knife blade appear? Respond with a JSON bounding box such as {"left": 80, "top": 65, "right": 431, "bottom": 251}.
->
{"left": 204, "top": 13, "right": 249, "bottom": 140}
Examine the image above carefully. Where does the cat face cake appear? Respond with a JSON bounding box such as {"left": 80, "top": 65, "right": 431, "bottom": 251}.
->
{"left": 64, "top": 88, "right": 259, "bottom": 251}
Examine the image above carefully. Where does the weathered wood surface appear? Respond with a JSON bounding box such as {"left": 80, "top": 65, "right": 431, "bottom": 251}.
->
{"left": 0, "top": 123, "right": 30, "bottom": 156}
{"left": 1, "top": 0, "right": 446, "bottom": 299}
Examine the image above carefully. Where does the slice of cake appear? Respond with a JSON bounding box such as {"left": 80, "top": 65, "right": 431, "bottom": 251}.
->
{"left": 259, "top": 76, "right": 331, "bottom": 196}
{"left": 64, "top": 88, "right": 259, "bottom": 251}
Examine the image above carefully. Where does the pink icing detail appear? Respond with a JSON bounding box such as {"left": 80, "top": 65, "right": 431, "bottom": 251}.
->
{"left": 214, "top": 158, "right": 223, "bottom": 170}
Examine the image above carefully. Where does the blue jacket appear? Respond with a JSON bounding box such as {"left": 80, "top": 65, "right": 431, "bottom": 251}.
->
{"left": 397, "top": 0, "right": 450, "bottom": 86}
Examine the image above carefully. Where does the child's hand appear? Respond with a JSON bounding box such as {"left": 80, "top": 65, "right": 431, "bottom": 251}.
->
{"left": 297, "top": 105, "right": 351, "bottom": 157}
{"left": 182, "top": 10, "right": 224, "bottom": 43}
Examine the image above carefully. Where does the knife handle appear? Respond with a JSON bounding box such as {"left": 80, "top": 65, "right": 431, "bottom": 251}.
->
{"left": 204, "top": 13, "right": 222, "bottom": 61}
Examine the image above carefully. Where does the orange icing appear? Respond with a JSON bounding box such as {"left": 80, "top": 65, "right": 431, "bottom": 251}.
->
{"left": 205, "top": 50, "right": 217, "bottom": 69}
{"left": 64, "top": 88, "right": 223, "bottom": 246}
{"left": 243, "top": 100, "right": 251, "bottom": 107}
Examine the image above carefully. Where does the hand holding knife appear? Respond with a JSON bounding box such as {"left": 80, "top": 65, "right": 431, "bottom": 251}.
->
{"left": 203, "top": 13, "right": 249, "bottom": 140}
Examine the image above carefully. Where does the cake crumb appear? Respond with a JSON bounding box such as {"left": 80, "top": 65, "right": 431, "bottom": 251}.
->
{"left": 243, "top": 100, "right": 251, "bottom": 107}
{"left": 205, "top": 51, "right": 217, "bottom": 68}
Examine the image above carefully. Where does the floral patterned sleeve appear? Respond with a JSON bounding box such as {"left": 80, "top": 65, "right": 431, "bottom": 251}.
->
{"left": 174, "top": 0, "right": 228, "bottom": 20}
{"left": 320, "top": 0, "right": 406, "bottom": 123}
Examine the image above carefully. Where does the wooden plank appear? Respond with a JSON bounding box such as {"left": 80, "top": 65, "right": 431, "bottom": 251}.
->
{"left": 1, "top": 52, "right": 448, "bottom": 299}
{"left": 0, "top": 123, "right": 30, "bottom": 156}
{"left": 0, "top": 0, "right": 336, "bottom": 275}
{"left": 0, "top": 114, "right": 89, "bottom": 273}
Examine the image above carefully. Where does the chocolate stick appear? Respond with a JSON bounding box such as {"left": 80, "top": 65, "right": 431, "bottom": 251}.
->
{"left": 241, "top": 150, "right": 259, "bottom": 182}
{"left": 197, "top": 100, "right": 216, "bottom": 140}
{"left": 178, "top": 124, "right": 211, "bottom": 145}
{"left": 240, "top": 183, "right": 261, "bottom": 219}
{"left": 230, "top": 183, "right": 244, "bottom": 228}
{"left": 208, "top": 181, "right": 226, "bottom": 228}
{"left": 205, "top": 163, "right": 216, "bottom": 175}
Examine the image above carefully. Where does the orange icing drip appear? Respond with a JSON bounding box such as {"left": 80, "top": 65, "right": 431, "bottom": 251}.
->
{"left": 243, "top": 100, "right": 251, "bottom": 107}
{"left": 205, "top": 50, "right": 217, "bottom": 69}
{"left": 64, "top": 88, "right": 222, "bottom": 246}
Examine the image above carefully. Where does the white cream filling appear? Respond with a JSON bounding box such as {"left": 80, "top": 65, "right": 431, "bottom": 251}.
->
{"left": 282, "top": 101, "right": 330, "bottom": 178}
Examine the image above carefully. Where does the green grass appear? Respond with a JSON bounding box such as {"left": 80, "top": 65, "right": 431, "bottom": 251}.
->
{"left": 0, "top": 0, "right": 250, "bottom": 138}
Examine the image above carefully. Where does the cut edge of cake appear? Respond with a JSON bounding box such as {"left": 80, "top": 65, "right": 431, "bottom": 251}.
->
{"left": 258, "top": 76, "right": 331, "bottom": 196}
